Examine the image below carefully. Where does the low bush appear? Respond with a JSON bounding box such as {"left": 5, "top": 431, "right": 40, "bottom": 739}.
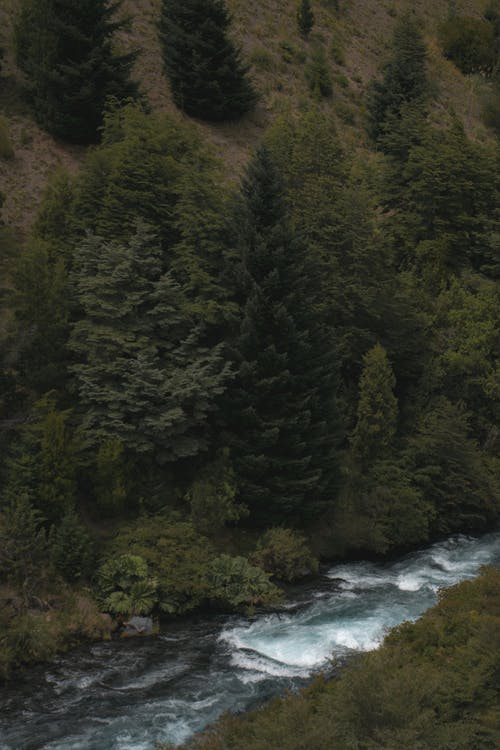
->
{"left": 0, "top": 117, "right": 14, "bottom": 160}
{"left": 206, "top": 555, "right": 282, "bottom": 612}
{"left": 439, "top": 17, "right": 496, "bottom": 75}
{"left": 250, "top": 528, "right": 318, "bottom": 582}
{"left": 305, "top": 46, "right": 333, "bottom": 98}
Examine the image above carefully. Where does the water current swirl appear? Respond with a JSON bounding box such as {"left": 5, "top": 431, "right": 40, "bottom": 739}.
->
{"left": 1, "top": 533, "right": 499, "bottom": 750}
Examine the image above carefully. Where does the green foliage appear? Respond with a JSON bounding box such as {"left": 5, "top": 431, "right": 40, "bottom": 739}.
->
{"left": 180, "top": 568, "right": 500, "bottom": 750}
{"left": 14, "top": 0, "right": 139, "bottom": 142}
{"left": 305, "top": 46, "right": 332, "bottom": 98}
{"left": 407, "top": 398, "right": 499, "bottom": 536}
{"left": 206, "top": 555, "right": 281, "bottom": 612}
{"left": 13, "top": 238, "right": 70, "bottom": 391}
{"left": 0, "top": 117, "right": 14, "bottom": 160}
{"left": 297, "top": 0, "right": 314, "bottom": 37}
{"left": 72, "top": 105, "right": 232, "bottom": 325}
{"left": 439, "top": 16, "right": 497, "bottom": 75}
{"left": 187, "top": 457, "right": 248, "bottom": 534}
{"left": 97, "top": 554, "right": 158, "bottom": 616}
{"left": 386, "top": 120, "right": 499, "bottom": 279}
{"left": 367, "top": 13, "right": 427, "bottom": 144}
{"left": 50, "top": 510, "right": 94, "bottom": 583}
{"left": 433, "top": 276, "right": 500, "bottom": 436}
{"left": 109, "top": 516, "right": 215, "bottom": 615}
{"left": 0, "top": 496, "right": 48, "bottom": 599}
{"left": 159, "top": 0, "right": 257, "bottom": 121}
{"left": 335, "top": 460, "right": 432, "bottom": 555}
{"left": 93, "top": 439, "right": 132, "bottom": 517}
{"left": 223, "top": 146, "right": 339, "bottom": 525}
{"left": 0, "top": 610, "right": 59, "bottom": 680}
{"left": 2, "top": 395, "right": 80, "bottom": 523}
{"left": 482, "top": 86, "right": 500, "bottom": 135}
{"left": 250, "top": 528, "right": 318, "bottom": 582}
{"left": 351, "top": 344, "right": 398, "bottom": 466}
{"left": 70, "top": 226, "right": 230, "bottom": 460}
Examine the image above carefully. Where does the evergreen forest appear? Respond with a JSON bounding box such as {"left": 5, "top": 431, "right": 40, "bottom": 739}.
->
{"left": 0, "top": 0, "right": 499, "bottom": 741}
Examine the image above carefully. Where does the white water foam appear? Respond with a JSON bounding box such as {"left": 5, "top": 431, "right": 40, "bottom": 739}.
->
{"left": 221, "top": 534, "right": 500, "bottom": 682}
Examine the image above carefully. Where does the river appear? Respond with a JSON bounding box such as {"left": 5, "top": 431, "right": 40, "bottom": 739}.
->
{"left": 1, "top": 532, "right": 499, "bottom": 750}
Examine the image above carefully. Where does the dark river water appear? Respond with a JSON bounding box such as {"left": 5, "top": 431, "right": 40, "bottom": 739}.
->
{"left": 1, "top": 533, "right": 499, "bottom": 750}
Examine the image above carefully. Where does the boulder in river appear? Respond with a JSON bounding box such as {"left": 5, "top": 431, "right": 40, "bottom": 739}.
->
{"left": 122, "top": 616, "right": 154, "bottom": 637}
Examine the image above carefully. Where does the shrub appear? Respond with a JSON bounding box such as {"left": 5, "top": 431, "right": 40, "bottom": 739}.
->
{"left": 482, "top": 87, "right": 500, "bottom": 134}
{"left": 330, "top": 36, "right": 345, "bottom": 65}
{"left": 206, "top": 555, "right": 282, "bottom": 612}
{"left": 439, "top": 17, "right": 496, "bottom": 75}
{"left": 0, "top": 117, "right": 14, "bottom": 160}
{"left": 305, "top": 46, "right": 332, "bottom": 97}
{"left": 251, "top": 528, "right": 319, "bottom": 582}
{"left": 110, "top": 516, "right": 215, "bottom": 615}
{"left": 187, "top": 458, "right": 247, "bottom": 534}
{"left": 96, "top": 554, "right": 158, "bottom": 616}
{"left": 50, "top": 510, "right": 94, "bottom": 583}
{"left": 297, "top": 0, "right": 314, "bottom": 38}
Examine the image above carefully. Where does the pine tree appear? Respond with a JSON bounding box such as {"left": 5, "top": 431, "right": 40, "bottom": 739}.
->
{"left": 367, "top": 13, "right": 427, "bottom": 144}
{"left": 297, "top": 0, "right": 314, "bottom": 37}
{"left": 351, "top": 344, "right": 398, "bottom": 467}
{"left": 15, "top": 0, "right": 138, "bottom": 143}
{"left": 70, "top": 226, "right": 230, "bottom": 462}
{"left": 159, "top": 0, "right": 257, "bottom": 121}
{"left": 224, "top": 147, "right": 339, "bottom": 526}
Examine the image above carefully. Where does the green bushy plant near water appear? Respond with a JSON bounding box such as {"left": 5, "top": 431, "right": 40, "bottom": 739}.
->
{"left": 206, "top": 555, "right": 282, "bottom": 612}
{"left": 97, "top": 554, "right": 158, "bottom": 616}
{"left": 109, "top": 516, "right": 215, "bottom": 615}
{"left": 251, "top": 528, "right": 318, "bottom": 582}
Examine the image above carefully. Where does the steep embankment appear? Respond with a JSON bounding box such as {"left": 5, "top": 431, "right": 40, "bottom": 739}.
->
{"left": 0, "top": 0, "right": 494, "bottom": 238}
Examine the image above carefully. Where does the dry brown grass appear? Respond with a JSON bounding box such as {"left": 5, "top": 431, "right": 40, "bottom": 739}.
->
{"left": 0, "top": 0, "right": 495, "bottom": 238}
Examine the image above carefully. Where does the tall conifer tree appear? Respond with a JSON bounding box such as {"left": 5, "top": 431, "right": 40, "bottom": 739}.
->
{"left": 70, "top": 226, "right": 230, "bottom": 462}
{"left": 367, "top": 13, "right": 427, "bottom": 144}
{"left": 224, "top": 147, "right": 339, "bottom": 526}
{"left": 159, "top": 0, "right": 257, "bottom": 121}
{"left": 15, "top": 0, "right": 138, "bottom": 142}
{"left": 351, "top": 344, "right": 398, "bottom": 467}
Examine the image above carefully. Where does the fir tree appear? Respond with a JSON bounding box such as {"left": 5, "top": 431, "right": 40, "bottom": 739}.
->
{"left": 367, "top": 13, "right": 428, "bottom": 144}
{"left": 159, "top": 0, "right": 257, "bottom": 121}
{"left": 70, "top": 226, "right": 230, "bottom": 462}
{"left": 15, "top": 0, "right": 138, "bottom": 143}
{"left": 224, "top": 147, "right": 339, "bottom": 526}
{"left": 351, "top": 344, "right": 398, "bottom": 467}
{"left": 297, "top": 0, "right": 314, "bottom": 37}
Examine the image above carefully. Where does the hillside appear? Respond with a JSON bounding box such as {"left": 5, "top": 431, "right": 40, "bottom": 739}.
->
{"left": 0, "top": 0, "right": 499, "bottom": 690}
{"left": 0, "top": 0, "right": 495, "bottom": 237}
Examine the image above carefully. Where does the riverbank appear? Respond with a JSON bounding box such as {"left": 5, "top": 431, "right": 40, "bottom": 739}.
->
{"left": 179, "top": 565, "right": 500, "bottom": 750}
{"left": 1, "top": 533, "right": 498, "bottom": 750}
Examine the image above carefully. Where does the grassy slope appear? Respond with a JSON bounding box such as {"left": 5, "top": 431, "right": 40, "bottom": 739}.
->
{"left": 0, "top": 0, "right": 495, "bottom": 241}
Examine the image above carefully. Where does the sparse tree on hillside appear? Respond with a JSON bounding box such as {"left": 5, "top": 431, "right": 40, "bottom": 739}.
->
{"left": 159, "top": 0, "right": 257, "bottom": 121}
{"left": 297, "top": 0, "right": 314, "bottom": 38}
{"left": 367, "top": 13, "right": 427, "bottom": 144}
{"left": 14, "top": 0, "right": 138, "bottom": 143}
